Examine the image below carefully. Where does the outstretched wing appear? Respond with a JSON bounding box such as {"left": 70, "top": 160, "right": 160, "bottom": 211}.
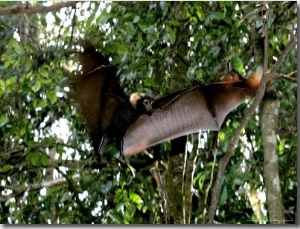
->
{"left": 122, "top": 72, "right": 263, "bottom": 157}
{"left": 73, "top": 46, "right": 125, "bottom": 153}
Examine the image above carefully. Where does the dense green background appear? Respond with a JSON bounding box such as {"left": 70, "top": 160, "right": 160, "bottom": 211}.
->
{"left": 0, "top": 1, "right": 297, "bottom": 224}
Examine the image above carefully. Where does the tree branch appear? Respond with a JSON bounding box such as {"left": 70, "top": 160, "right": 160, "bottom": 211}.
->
{"left": 150, "top": 162, "right": 169, "bottom": 223}
{"left": 183, "top": 134, "right": 199, "bottom": 224}
{"left": 266, "top": 34, "right": 297, "bottom": 76}
{"left": 0, "top": 1, "right": 78, "bottom": 16}
{"left": 274, "top": 71, "right": 297, "bottom": 82}
{"left": 0, "top": 172, "right": 82, "bottom": 203}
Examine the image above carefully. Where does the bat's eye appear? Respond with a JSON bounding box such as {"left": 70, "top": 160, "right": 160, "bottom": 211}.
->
{"left": 143, "top": 100, "right": 150, "bottom": 105}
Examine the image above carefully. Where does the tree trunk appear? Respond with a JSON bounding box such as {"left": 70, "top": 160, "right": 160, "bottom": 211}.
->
{"left": 165, "top": 136, "right": 186, "bottom": 223}
{"left": 260, "top": 97, "right": 285, "bottom": 224}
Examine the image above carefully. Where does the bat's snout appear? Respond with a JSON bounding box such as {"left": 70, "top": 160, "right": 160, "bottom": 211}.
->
{"left": 146, "top": 107, "right": 153, "bottom": 116}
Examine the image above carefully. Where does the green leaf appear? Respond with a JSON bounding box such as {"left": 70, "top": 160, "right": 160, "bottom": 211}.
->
{"left": 125, "top": 202, "right": 136, "bottom": 219}
{"left": 20, "top": 127, "right": 26, "bottom": 136}
{"left": 232, "top": 56, "right": 244, "bottom": 74}
{"left": 210, "top": 12, "right": 224, "bottom": 20}
{"left": 25, "top": 140, "right": 36, "bottom": 146}
{"left": 8, "top": 38, "right": 23, "bottom": 54}
{"left": 2, "top": 164, "right": 13, "bottom": 173}
{"left": 46, "top": 90, "right": 57, "bottom": 104}
{"left": 181, "top": 4, "right": 190, "bottom": 20}
{"left": 197, "top": 173, "right": 206, "bottom": 191}
{"left": 133, "top": 15, "right": 140, "bottom": 23}
{"left": 109, "top": 211, "right": 124, "bottom": 224}
{"left": 116, "top": 201, "right": 127, "bottom": 212}
{"left": 30, "top": 151, "right": 39, "bottom": 166}
{"left": 0, "top": 114, "right": 8, "bottom": 128}
{"left": 56, "top": 144, "right": 64, "bottom": 154}
{"left": 41, "top": 210, "right": 52, "bottom": 220}
{"left": 116, "top": 44, "right": 129, "bottom": 54}
{"left": 220, "top": 185, "right": 227, "bottom": 206}
{"left": 195, "top": 41, "right": 202, "bottom": 54}
{"left": 39, "top": 68, "right": 49, "bottom": 78}
{"left": 138, "top": 20, "right": 154, "bottom": 32}
{"left": 129, "top": 192, "right": 143, "bottom": 204}
{"left": 166, "top": 25, "right": 176, "bottom": 45}
{"left": 208, "top": 46, "right": 220, "bottom": 58}
{"left": 222, "top": 16, "right": 232, "bottom": 27}
{"left": 0, "top": 79, "right": 5, "bottom": 94}
{"left": 6, "top": 76, "right": 17, "bottom": 86}
{"left": 142, "top": 205, "right": 148, "bottom": 213}
{"left": 168, "top": 20, "right": 180, "bottom": 27}
{"left": 190, "top": 16, "right": 198, "bottom": 25}
{"left": 40, "top": 78, "right": 51, "bottom": 84}
{"left": 99, "top": 9, "right": 112, "bottom": 23}
{"left": 34, "top": 100, "right": 47, "bottom": 108}
{"left": 32, "top": 80, "right": 42, "bottom": 93}
{"left": 60, "top": 192, "right": 70, "bottom": 203}
{"left": 196, "top": 6, "right": 205, "bottom": 21}
{"left": 41, "top": 153, "right": 48, "bottom": 167}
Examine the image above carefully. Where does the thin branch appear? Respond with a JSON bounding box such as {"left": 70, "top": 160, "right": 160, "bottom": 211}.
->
{"left": 263, "top": 2, "right": 269, "bottom": 73}
{"left": 183, "top": 134, "right": 199, "bottom": 224}
{"left": 267, "top": 34, "right": 297, "bottom": 76}
{"left": 150, "top": 162, "right": 169, "bottom": 223}
{"left": 274, "top": 71, "right": 297, "bottom": 82}
{"left": 67, "top": 6, "right": 78, "bottom": 50}
{"left": 203, "top": 150, "right": 217, "bottom": 223}
{"left": 0, "top": 1, "right": 78, "bottom": 16}
{"left": 0, "top": 173, "right": 83, "bottom": 203}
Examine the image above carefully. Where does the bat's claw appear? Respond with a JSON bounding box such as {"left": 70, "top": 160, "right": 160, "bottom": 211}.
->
{"left": 120, "top": 140, "right": 136, "bottom": 177}
{"left": 126, "top": 161, "right": 136, "bottom": 178}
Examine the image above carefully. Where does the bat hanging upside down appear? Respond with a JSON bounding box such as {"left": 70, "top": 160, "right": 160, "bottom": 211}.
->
{"left": 122, "top": 70, "right": 266, "bottom": 157}
{"left": 74, "top": 45, "right": 266, "bottom": 159}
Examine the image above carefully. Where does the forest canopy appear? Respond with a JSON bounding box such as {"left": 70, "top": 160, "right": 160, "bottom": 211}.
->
{"left": 0, "top": 1, "right": 297, "bottom": 224}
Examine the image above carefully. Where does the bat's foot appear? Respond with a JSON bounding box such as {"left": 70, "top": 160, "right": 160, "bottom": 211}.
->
{"left": 124, "top": 158, "right": 136, "bottom": 178}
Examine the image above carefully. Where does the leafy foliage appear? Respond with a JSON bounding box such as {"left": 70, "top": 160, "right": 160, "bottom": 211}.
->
{"left": 0, "top": 1, "right": 297, "bottom": 224}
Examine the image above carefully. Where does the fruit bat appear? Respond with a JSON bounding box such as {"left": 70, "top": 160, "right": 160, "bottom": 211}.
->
{"left": 73, "top": 46, "right": 154, "bottom": 158}
{"left": 122, "top": 71, "right": 264, "bottom": 158}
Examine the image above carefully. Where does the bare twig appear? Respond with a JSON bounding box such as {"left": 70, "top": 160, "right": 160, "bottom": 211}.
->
{"left": 0, "top": 1, "right": 78, "bottom": 16}
{"left": 274, "top": 71, "right": 297, "bottom": 82}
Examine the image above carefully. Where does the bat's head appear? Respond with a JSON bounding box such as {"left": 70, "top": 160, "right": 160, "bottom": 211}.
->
{"left": 130, "top": 92, "right": 154, "bottom": 116}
